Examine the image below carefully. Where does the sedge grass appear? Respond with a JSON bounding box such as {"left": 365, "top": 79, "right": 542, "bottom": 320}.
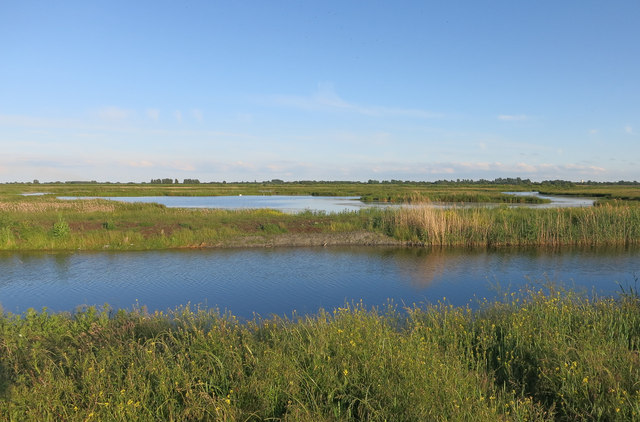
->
{"left": 0, "top": 287, "right": 639, "bottom": 420}
{"left": 379, "top": 203, "right": 640, "bottom": 247}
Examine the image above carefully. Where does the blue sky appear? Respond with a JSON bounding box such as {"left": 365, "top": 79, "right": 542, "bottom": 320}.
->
{"left": 1, "top": 1, "right": 638, "bottom": 182}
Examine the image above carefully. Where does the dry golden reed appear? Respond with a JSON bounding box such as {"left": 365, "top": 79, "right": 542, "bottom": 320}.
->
{"left": 385, "top": 203, "right": 640, "bottom": 247}
{"left": 0, "top": 199, "right": 116, "bottom": 213}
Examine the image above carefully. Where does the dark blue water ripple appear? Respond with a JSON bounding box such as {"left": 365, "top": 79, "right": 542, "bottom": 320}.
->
{"left": 0, "top": 246, "right": 637, "bottom": 318}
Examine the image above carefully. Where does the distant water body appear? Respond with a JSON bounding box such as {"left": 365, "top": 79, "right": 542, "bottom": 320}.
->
{"left": 57, "top": 193, "right": 594, "bottom": 213}
{"left": 502, "top": 191, "right": 594, "bottom": 208}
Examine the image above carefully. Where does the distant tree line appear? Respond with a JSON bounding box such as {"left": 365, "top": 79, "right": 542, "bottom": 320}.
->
{"left": 8, "top": 178, "right": 640, "bottom": 185}
{"left": 149, "top": 178, "right": 179, "bottom": 184}
{"left": 149, "top": 178, "right": 201, "bottom": 184}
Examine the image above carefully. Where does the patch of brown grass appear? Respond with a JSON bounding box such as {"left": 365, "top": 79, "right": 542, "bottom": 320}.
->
{"left": 0, "top": 200, "right": 116, "bottom": 213}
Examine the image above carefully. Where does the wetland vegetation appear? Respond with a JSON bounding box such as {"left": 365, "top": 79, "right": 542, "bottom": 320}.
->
{"left": 2, "top": 181, "right": 639, "bottom": 420}
{"left": 1, "top": 287, "right": 639, "bottom": 420}
{"left": 0, "top": 181, "right": 638, "bottom": 250}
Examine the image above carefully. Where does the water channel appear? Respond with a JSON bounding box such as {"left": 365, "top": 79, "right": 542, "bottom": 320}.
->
{"left": 1, "top": 246, "right": 637, "bottom": 318}
{"left": 57, "top": 192, "right": 595, "bottom": 213}
{"left": 5, "top": 192, "right": 617, "bottom": 317}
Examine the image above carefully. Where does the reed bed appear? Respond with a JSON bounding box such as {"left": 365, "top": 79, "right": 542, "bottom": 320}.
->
{"left": 380, "top": 203, "right": 640, "bottom": 246}
{"left": 0, "top": 200, "right": 116, "bottom": 213}
{"left": 361, "top": 191, "right": 549, "bottom": 204}
{"left": 0, "top": 287, "right": 638, "bottom": 420}
{"left": 0, "top": 197, "right": 638, "bottom": 251}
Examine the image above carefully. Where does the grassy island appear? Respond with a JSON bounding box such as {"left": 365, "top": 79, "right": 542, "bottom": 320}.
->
{"left": 0, "top": 182, "right": 639, "bottom": 250}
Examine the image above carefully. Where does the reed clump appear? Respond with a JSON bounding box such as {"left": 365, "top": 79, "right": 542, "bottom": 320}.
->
{"left": 360, "top": 191, "right": 549, "bottom": 204}
{"left": 0, "top": 287, "right": 638, "bottom": 420}
{"left": 381, "top": 203, "right": 640, "bottom": 246}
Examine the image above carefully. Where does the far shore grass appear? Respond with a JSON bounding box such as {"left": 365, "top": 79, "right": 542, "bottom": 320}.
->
{"left": 1, "top": 182, "right": 639, "bottom": 251}
{"left": 1, "top": 286, "right": 639, "bottom": 420}
{"left": 6, "top": 180, "right": 640, "bottom": 203}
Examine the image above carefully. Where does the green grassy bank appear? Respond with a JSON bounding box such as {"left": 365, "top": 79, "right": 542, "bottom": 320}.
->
{"left": 0, "top": 198, "right": 385, "bottom": 250}
{"left": 1, "top": 287, "right": 639, "bottom": 420}
{"left": 0, "top": 198, "right": 639, "bottom": 250}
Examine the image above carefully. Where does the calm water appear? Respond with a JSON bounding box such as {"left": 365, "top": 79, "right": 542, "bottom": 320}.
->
{"left": 503, "top": 191, "right": 594, "bottom": 208}
{"left": 57, "top": 193, "right": 594, "bottom": 213}
{"left": 57, "top": 195, "right": 375, "bottom": 213}
{"left": 1, "top": 246, "right": 637, "bottom": 318}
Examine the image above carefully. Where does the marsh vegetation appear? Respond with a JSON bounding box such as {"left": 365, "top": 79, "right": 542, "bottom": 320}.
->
{"left": 0, "top": 194, "right": 637, "bottom": 250}
{"left": 2, "top": 182, "right": 639, "bottom": 420}
{"left": 1, "top": 287, "right": 639, "bottom": 420}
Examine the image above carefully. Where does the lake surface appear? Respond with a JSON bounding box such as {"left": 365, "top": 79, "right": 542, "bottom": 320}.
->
{"left": 1, "top": 246, "right": 636, "bottom": 318}
{"left": 57, "top": 192, "right": 594, "bottom": 213}
{"left": 58, "top": 195, "right": 374, "bottom": 213}
{"left": 503, "top": 191, "right": 595, "bottom": 208}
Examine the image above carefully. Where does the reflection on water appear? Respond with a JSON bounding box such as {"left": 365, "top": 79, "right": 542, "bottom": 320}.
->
{"left": 503, "top": 191, "right": 595, "bottom": 208}
{"left": 57, "top": 195, "right": 375, "bottom": 213}
{"left": 390, "top": 248, "right": 450, "bottom": 288}
{"left": 57, "top": 192, "right": 595, "bottom": 213}
{"left": 0, "top": 246, "right": 637, "bottom": 318}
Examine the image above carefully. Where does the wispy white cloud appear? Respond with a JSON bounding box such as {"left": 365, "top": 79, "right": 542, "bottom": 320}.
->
{"left": 357, "top": 161, "right": 607, "bottom": 178}
{"left": 498, "top": 114, "right": 529, "bottom": 121}
{"left": 146, "top": 109, "right": 160, "bottom": 121}
{"left": 457, "top": 161, "right": 605, "bottom": 175}
{"left": 192, "top": 109, "right": 203, "bottom": 122}
{"left": 235, "top": 113, "right": 253, "bottom": 124}
{"left": 0, "top": 149, "right": 621, "bottom": 183}
{"left": 0, "top": 114, "right": 79, "bottom": 129}
{"left": 171, "top": 161, "right": 196, "bottom": 171}
{"left": 268, "top": 83, "right": 443, "bottom": 119}
{"left": 97, "top": 106, "right": 133, "bottom": 121}
{"left": 515, "top": 162, "right": 538, "bottom": 173}
{"left": 0, "top": 113, "right": 254, "bottom": 148}
{"left": 589, "top": 129, "right": 598, "bottom": 134}
{"left": 128, "top": 160, "right": 154, "bottom": 168}
{"left": 174, "top": 110, "right": 183, "bottom": 123}
{"left": 625, "top": 125, "right": 633, "bottom": 134}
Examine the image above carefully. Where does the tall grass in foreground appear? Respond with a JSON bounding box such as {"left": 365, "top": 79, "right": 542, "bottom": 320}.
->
{"left": 0, "top": 287, "right": 639, "bottom": 421}
{"left": 378, "top": 203, "right": 640, "bottom": 246}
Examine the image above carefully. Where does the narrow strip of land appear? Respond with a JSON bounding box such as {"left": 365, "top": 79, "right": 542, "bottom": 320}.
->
{"left": 1, "top": 182, "right": 638, "bottom": 251}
